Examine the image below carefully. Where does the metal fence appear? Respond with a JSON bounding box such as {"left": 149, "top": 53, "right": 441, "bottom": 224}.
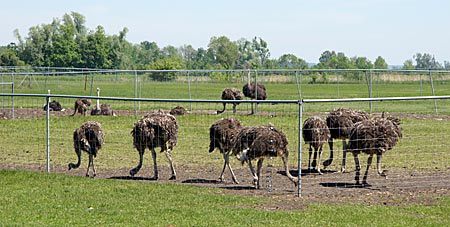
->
{"left": 1, "top": 91, "right": 450, "bottom": 197}
{"left": 1, "top": 67, "right": 450, "bottom": 197}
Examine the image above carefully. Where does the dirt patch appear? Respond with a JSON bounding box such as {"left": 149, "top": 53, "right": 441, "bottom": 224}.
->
{"left": 3, "top": 161, "right": 449, "bottom": 210}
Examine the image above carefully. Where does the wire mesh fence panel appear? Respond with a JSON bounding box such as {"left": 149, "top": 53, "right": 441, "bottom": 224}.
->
{"left": 1, "top": 69, "right": 450, "bottom": 198}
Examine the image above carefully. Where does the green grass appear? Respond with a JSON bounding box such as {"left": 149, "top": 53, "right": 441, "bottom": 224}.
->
{"left": 1, "top": 170, "right": 449, "bottom": 226}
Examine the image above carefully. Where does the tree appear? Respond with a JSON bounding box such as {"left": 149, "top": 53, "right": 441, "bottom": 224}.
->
{"left": 374, "top": 56, "right": 388, "bottom": 69}
{"left": 352, "top": 56, "right": 373, "bottom": 69}
{"left": 277, "top": 54, "right": 308, "bottom": 69}
{"left": 48, "top": 13, "right": 82, "bottom": 67}
{"left": 414, "top": 53, "right": 442, "bottom": 69}
{"left": 402, "top": 59, "right": 415, "bottom": 70}
{"left": 252, "top": 37, "right": 270, "bottom": 67}
{"left": 179, "top": 45, "right": 197, "bottom": 69}
{"left": 0, "top": 43, "right": 26, "bottom": 66}
{"left": 80, "top": 25, "right": 113, "bottom": 68}
{"left": 444, "top": 61, "right": 450, "bottom": 70}
{"left": 207, "top": 36, "right": 239, "bottom": 69}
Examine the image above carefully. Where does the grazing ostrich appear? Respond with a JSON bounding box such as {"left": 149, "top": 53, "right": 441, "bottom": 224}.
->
{"left": 346, "top": 114, "right": 402, "bottom": 185}
{"left": 242, "top": 82, "right": 267, "bottom": 114}
{"left": 43, "top": 100, "right": 64, "bottom": 111}
{"left": 217, "top": 88, "right": 243, "bottom": 114}
{"left": 69, "top": 121, "right": 104, "bottom": 177}
{"left": 170, "top": 106, "right": 187, "bottom": 115}
{"left": 91, "top": 88, "right": 116, "bottom": 116}
{"left": 302, "top": 116, "right": 331, "bottom": 174}
{"left": 130, "top": 110, "right": 178, "bottom": 180}
{"left": 71, "top": 98, "right": 91, "bottom": 116}
{"left": 208, "top": 117, "right": 243, "bottom": 183}
{"left": 324, "top": 108, "right": 369, "bottom": 172}
{"left": 232, "top": 124, "right": 298, "bottom": 189}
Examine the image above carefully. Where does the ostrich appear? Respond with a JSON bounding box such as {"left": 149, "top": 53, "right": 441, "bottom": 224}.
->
{"left": 170, "top": 106, "right": 187, "bottom": 115}
{"left": 242, "top": 82, "right": 267, "bottom": 114}
{"left": 43, "top": 100, "right": 64, "bottom": 111}
{"left": 324, "top": 108, "right": 369, "bottom": 172}
{"left": 71, "top": 98, "right": 91, "bottom": 116}
{"left": 232, "top": 124, "right": 298, "bottom": 189}
{"left": 68, "top": 121, "right": 104, "bottom": 177}
{"left": 208, "top": 117, "right": 243, "bottom": 183}
{"left": 216, "top": 88, "right": 243, "bottom": 114}
{"left": 346, "top": 114, "right": 402, "bottom": 185}
{"left": 130, "top": 110, "right": 178, "bottom": 180}
{"left": 91, "top": 88, "right": 116, "bottom": 116}
{"left": 302, "top": 116, "right": 331, "bottom": 174}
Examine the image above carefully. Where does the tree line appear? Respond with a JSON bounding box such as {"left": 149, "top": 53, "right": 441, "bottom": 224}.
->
{"left": 1, "top": 12, "right": 449, "bottom": 71}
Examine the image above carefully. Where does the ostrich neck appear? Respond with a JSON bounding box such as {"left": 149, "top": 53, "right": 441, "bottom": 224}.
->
{"left": 96, "top": 90, "right": 100, "bottom": 107}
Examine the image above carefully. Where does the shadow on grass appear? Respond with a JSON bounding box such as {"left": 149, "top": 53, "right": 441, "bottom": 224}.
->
{"left": 278, "top": 169, "right": 337, "bottom": 177}
{"left": 320, "top": 182, "right": 372, "bottom": 188}
{"left": 108, "top": 176, "right": 157, "bottom": 181}
{"left": 181, "top": 178, "right": 221, "bottom": 184}
{"left": 219, "top": 185, "right": 256, "bottom": 190}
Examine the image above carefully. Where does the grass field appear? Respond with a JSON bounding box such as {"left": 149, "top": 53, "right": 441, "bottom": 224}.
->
{"left": 1, "top": 72, "right": 450, "bottom": 225}
{"left": 1, "top": 170, "right": 449, "bottom": 226}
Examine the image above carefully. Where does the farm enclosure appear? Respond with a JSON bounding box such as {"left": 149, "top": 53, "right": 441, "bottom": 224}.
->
{"left": 1, "top": 69, "right": 450, "bottom": 201}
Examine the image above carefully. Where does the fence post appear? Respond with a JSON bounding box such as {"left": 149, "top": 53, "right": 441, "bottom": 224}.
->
{"left": 297, "top": 101, "right": 303, "bottom": 197}
{"left": 187, "top": 71, "right": 192, "bottom": 111}
{"left": 46, "top": 90, "right": 51, "bottom": 173}
{"left": 429, "top": 69, "right": 438, "bottom": 114}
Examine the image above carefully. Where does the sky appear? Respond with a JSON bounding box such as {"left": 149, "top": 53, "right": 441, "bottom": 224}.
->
{"left": 1, "top": 0, "right": 449, "bottom": 65}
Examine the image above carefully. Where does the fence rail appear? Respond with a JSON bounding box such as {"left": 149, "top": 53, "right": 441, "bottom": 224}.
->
{"left": 1, "top": 92, "right": 450, "bottom": 197}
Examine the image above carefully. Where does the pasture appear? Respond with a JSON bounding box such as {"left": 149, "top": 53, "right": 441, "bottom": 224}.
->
{"left": 1, "top": 70, "right": 450, "bottom": 225}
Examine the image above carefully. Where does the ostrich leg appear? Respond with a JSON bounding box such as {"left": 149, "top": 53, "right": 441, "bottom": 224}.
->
{"left": 86, "top": 153, "right": 96, "bottom": 177}
{"left": 247, "top": 160, "right": 258, "bottom": 187}
{"left": 232, "top": 103, "right": 237, "bottom": 113}
{"left": 353, "top": 152, "right": 361, "bottom": 184}
{"left": 164, "top": 150, "right": 176, "bottom": 180}
{"left": 376, "top": 154, "right": 387, "bottom": 178}
{"left": 307, "top": 145, "right": 313, "bottom": 171}
{"left": 130, "top": 147, "right": 145, "bottom": 177}
{"left": 68, "top": 148, "right": 82, "bottom": 170}
{"left": 341, "top": 140, "right": 348, "bottom": 172}
{"left": 362, "top": 154, "right": 374, "bottom": 185}
{"left": 316, "top": 146, "right": 323, "bottom": 175}
{"left": 255, "top": 158, "right": 264, "bottom": 189}
{"left": 281, "top": 156, "right": 298, "bottom": 186}
{"left": 323, "top": 138, "right": 334, "bottom": 168}
{"left": 151, "top": 148, "right": 159, "bottom": 180}
{"left": 220, "top": 152, "right": 239, "bottom": 184}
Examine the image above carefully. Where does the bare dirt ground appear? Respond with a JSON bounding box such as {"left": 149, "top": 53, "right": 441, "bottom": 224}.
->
{"left": 2, "top": 107, "right": 450, "bottom": 210}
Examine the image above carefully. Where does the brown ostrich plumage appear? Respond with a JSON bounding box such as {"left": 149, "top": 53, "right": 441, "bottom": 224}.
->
{"left": 170, "top": 106, "right": 187, "bottom": 115}
{"left": 346, "top": 116, "right": 402, "bottom": 185}
{"left": 232, "top": 124, "right": 297, "bottom": 189}
{"left": 69, "top": 121, "right": 104, "bottom": 177}
{"left": 43, "top": 100, "right": 63, "bottom": 111}
{"left": 242, "top": 82, "right": 267, "bottom": 100}
{"left": 242, "top": 82, "right": 267, "bottom": 114}
{"left": 71, "top": 98, "right": 91, "bottom": 116}
{"left": 302, "top": 116, "right": 331, "bottom": 174}
{"left": 217, "top": 88, "right": 244, "bottom": 114}
{"left": 324, "top": 108, "right": 369, "bottom": 171}
{"left": 208, "top": 117, "right": 243, "bottom": 183}
{"left": 91, "top": 103, "right": 116, "bottom": 116}
{"left": 130, "top": 110, "right": 178, "bottom": 180}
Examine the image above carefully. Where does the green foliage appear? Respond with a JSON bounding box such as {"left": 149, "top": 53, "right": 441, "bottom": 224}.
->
{"left": 4, "top": 12, "right": 450, "bottom": 70}
{"left": 207, "top": 36, "right": 239, "bottom": 69}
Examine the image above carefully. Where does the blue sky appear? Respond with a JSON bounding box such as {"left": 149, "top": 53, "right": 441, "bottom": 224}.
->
{"left": 1, "top": 0, "right": 449, "bottom": 65}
